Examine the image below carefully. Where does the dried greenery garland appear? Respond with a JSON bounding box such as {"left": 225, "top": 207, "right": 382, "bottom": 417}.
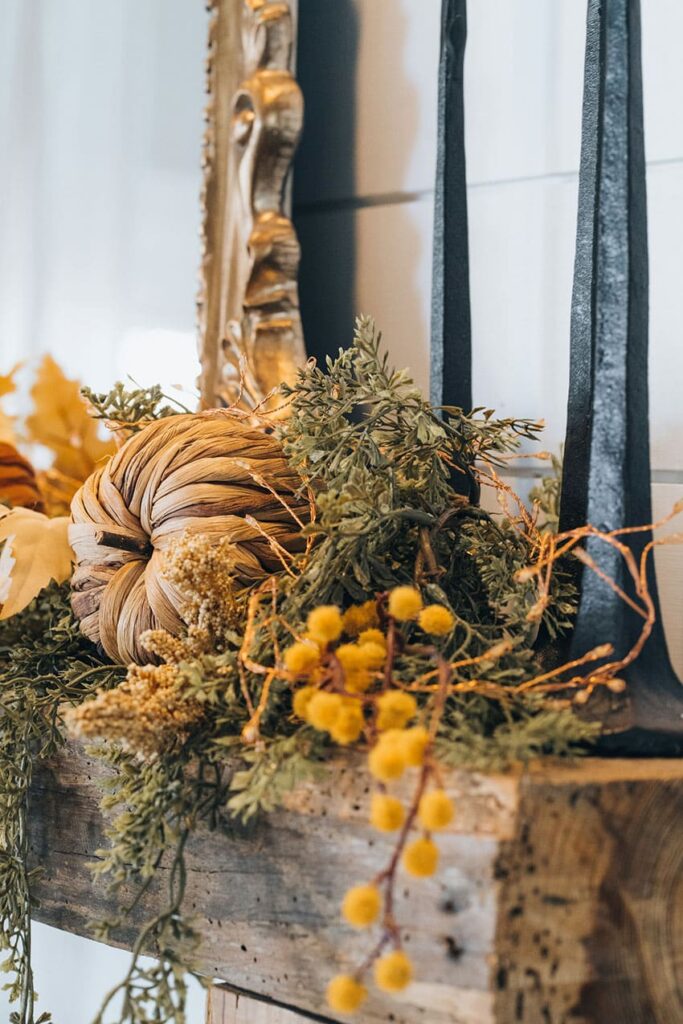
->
{"left": 0, "top": 585, "right": 124, "bottom": 1024}
{"left": 3, "top": 317, "right": 670, "bottom": 1023}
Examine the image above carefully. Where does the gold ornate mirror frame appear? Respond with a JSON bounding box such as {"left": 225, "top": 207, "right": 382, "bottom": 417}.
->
{"left": 198, "top": 0, "right": 306, "bottom": 412}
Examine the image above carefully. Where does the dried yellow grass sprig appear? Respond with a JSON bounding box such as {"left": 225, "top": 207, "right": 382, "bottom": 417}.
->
{"left": 67, "top": 663, "right": 204, "bottom": 758}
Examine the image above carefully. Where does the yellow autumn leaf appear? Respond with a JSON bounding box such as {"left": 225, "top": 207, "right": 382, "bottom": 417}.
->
{"left": 25, "top": 354, "right": 115, "bottom": 480}
{"left": 0, "top": 363, "right": 21, "bottom": 445}
{"left": 0, "top": 505, "right": 73, "bottom": 619}
{"left": 0, "top": 409, "right": 16, "bottom": 446}
{"left": 0, "top": 364, "right": 20, "bottom": 399}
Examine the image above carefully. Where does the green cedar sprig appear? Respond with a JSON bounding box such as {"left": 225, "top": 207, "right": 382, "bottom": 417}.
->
{"left": 82, "top": 382, "right": 189, "bottom": 431}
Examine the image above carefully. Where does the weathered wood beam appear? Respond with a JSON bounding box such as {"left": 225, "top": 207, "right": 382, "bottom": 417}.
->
{"left": 29, "top": 743, "right": 683, "bottom": 1023}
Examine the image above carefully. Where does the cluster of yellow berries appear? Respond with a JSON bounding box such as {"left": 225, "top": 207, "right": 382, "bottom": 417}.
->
{"left": 285, "top": 587, "right": 454, "bottom": 746}
{"left": 282, "top": 588, "right": 457, "bottom": 1014}
{"left": 326, "top": 949, "right": 414, "bottom": 1013}
{"left": 388, "top": 585, "right": 455, "bottom": 635}
{"left": 285, "top": 600, "right": 388, "bottom": 744}
{"left": 326, "top": 783, "right": 455, "bottom": 1013}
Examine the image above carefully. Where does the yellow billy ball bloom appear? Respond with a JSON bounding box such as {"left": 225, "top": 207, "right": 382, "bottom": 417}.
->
{"left": 345, "top": 670, "right": 373, "bottom": 694}
{"left": 307, "top": 605, "right": 344, "bottom": 644}
{"left": 307, "top": 692, "right": 344, "bottom": 732}
{"left": 292, "top": 685, "right": 317, "bottom": 720}
{"left": 341, "top": 884, "right": 381, "bottom": 928}
{"left": 388, "top": 585, "right": 423, "bottom": 621}
{"left": 374, "top": 950, "right": 413, "bottom": 993}
{"left": 283, "top": 641, "right": 320, "bottom": 676}
{"left": 330, "top": 702, "right": 365, "bottom": 745}
{"left": 376, "top": 691, "right": 417, "bottom": 731}
{"left": 370, "top": 793, "right": 405, "bottom": 832}
{"left": 342, "top": 600, "right": 379, "bottom": 636}
{"left": 401, "top": 725, "right": 430, "bottom": 766}
{"left": 418, "top": 603, "right": 455, "bottom": 636}
{"left": 368, "top": 738, "right": 406, "bottom": 782}
{"left": 358, "top": 627, "right": 386, "bottom": 648}
{"left": 418, "top": 789, "right": 455, "bottom": 830}
{"left": 326, "top": 974, "right": 367, "bottom": 1014}
{"left": 336, "top": 643, "right": 372, "bottom": 694}
{"left": 357, "top": 641, "right": 386, "bottom": 670}
{"left": 403, "top": 837, "right": 439, "bottom": 877}
{"left": 336, "top": 643, "right": 364, "bottom": 672}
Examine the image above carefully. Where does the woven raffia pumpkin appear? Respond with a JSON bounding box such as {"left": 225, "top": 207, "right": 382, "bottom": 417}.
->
{"left": 69, "top": 410, "right": 309, "bottom": 664}
{"left": 0, "top": 442, "right": 44, "bottom": 511}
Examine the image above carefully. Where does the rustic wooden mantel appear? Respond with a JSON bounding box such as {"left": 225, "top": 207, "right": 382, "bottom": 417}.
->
{"left": 28, "top": 746, "right": 683, "bottom": 1024}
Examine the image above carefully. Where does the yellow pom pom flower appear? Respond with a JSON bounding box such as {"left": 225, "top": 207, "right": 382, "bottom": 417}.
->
{"left": 403, "top": 837, "right": 439, "bottom": 877}
{"left": 336, "top": 644, "right": 372, "bottom": 693}
{"left": 374, "top": 950, "right": 413, "bottom": 993}
{"left": 284, "top": 641, "right": 320, "bottom": 676}
{"left": 301, "top": 631, "right": 324, "bottom": 649}
{"left": 418, "top": 604, "right": 455, "bottom": 636}
{"left": 418, "top": 789, "right": 455, "bottom": 830}
{"left": 326, "top": 974, "right": 367, "bottom": 1014}
{"left": 330, "top": 702, "right": 365, "bottom": 745}
{"left": 388, "top": 585, "right": 423, "bottom": 621}
{"left": 341, "top": 884, "right": 381, "bottom": 928}
{"left": 376, "top": 691, "right": 417, "bottom": 731}
{"left": 307, "top": 605, "right": 344, "bottom": 644}
{"left": 342, "top": 600, "right": 379, "bottom": 636}
{"left": 357, "top": 641, "right": 386, "bottom": 670}
{"left": 358, "top": 628, "right": 386, "bottom": 648}
{"left": 370, "top": 793, "right": 405, "bottom": 832}
{"left": 292, "top": 685, "right": 317, "bottom": 720}
{"left": 307, "top": 692, "right": 344, "bottom": 732}
{"left": 368, "top": 739, "right": 406, "bottom": 781}
{"left": 346, "top": 671, "right": 373, "bottom": 694}
{"left": 336, "top": 643, "right": 364, "bottom": 672}
{"left": 401, "top": 725, "right": 430, "bottom": 767}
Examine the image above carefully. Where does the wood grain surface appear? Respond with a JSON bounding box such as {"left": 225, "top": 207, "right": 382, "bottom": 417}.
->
{"left": 28, "top": 745, "right": 683, "bottom": 1023}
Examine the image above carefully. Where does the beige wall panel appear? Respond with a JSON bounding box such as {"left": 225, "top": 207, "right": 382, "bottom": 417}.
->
{"left": 300, "top": 162, "right": 683, "bottom": 473}
{"left": 652, "top": 483, "right": 683, "bottom": 679}
{"left": 296, "top": 0, "right": 683, "bottom": 207}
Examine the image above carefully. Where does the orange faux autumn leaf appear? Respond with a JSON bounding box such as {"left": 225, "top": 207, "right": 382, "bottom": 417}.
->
{"left": 0, "top": 442, "right": 44, "bottom": 511}
{"left": 25, "top": 355, "right": 115, "bottom": 480}
{"left": 0, "top": 365, "right": 19, "bottom": 400}
{"left": 36, "top": 467, "right": 84, "bottom": 518}
{"left": 0, "top": 363, "right": 21, "bottom": 445}
{"left": 0, "top": 505, "right": 72, "bottom": 619}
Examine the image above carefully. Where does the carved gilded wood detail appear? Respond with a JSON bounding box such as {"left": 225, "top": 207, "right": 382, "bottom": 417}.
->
{"left": 198, "top": 0, "right": 305, "bottom": 411}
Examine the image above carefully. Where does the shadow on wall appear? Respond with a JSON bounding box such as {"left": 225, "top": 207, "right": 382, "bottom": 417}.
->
{"left": 294, "top": 0, "right": 427, "bottom": 374}
{"left": 295, "top": 0, "right": 359, "bottom": 363}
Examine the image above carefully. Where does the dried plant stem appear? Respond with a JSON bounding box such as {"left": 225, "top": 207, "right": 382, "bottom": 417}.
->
{"left": 354, "top": 657, "right": 452, "bottom": 981}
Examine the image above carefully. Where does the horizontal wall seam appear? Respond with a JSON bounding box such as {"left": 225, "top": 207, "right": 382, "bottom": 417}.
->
{"left": 498, "top": 465, "right": 683, "bottom": 484}
{"left": 294, "top": 154, "right": 683, "bottom": 215}
{"left": 295, "top": 189, "right": 434, "bottom": 215}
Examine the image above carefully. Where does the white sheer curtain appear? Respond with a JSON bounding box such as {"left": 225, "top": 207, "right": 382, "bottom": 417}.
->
{"left": 0, "top": 0, "right": 206, "bottom": 396}
{"left": 0, "top": 2, "right": 207, "bottom": 1020}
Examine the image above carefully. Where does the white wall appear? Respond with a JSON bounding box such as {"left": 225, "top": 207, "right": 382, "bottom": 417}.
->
{"left": 0, "top": 2, "right": 207, "bottom": 1021}
{"left": 295, "top": 0, "right": 683, "bottom": 677}
{"left": 0, "top": 0, "right": 206, "bottom": 397}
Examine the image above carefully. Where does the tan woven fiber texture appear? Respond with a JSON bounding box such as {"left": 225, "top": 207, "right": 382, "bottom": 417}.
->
{"left": 69, "top": 410, "right": 308, "bottom": 664}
